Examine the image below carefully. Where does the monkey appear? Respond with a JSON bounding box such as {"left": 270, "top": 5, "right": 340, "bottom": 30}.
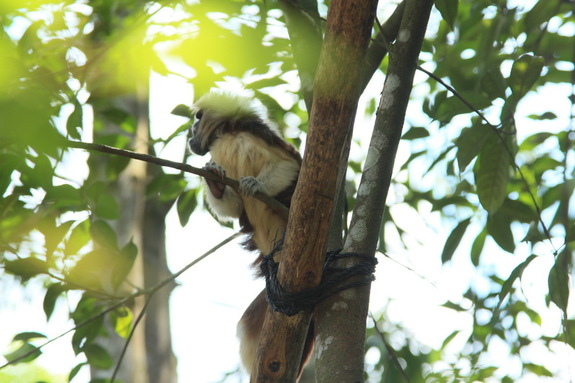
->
{"left": 188, "top": 90, "right": 301, "bottom": 259}
{"left": 188, "top": 90, "right": 313, "bottom": 378}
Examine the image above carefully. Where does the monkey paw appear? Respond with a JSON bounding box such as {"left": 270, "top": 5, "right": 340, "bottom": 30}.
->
{"left": 204, "top": 161, "right": 226, "bottom": 179}
{"left": 239, "top": 176, "right": 264, "bottom": 196}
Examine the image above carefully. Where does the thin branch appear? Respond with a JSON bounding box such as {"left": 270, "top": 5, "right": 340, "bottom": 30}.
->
{"left": 0, "top": 295, "right": 132, "bottom": 368}
{"left": 63, "top": 139, "right": 289, "bottom": 219}
{"left": 0, "top": 232, "right": 240, "bottom": 369}
{"left": 368, "top": 313, "right": 413, "bottom": 383}
{"left": 417, "top": 65, "right": 498, "bottom": 128}
{"left": 417, "top": 66, "right": 556, "bottom": 251}
{"left": 110, "top": 295, "right": 152, "bottom": 383}
{"left": 358, "top": 0, "right": 406, "bottom": 91}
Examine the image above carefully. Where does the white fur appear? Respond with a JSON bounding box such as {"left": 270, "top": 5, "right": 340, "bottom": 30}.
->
{"left": 204, "top": 184, "right": 244, "bottom": 222}
{"left": 207, "top": 132, "right": 298, "bottom": 254}
{"left": 194, "top": 90, "right": 264, "bottom": 121}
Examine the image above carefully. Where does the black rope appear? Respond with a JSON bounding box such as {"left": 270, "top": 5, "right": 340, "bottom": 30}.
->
{"left": 260, "top": 239, "right": 378, "bottom": 317}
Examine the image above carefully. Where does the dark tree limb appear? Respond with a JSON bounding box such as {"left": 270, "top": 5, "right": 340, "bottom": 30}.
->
{"left": 314, "top": 0, "right": 435, "bottom": 381}
{"left": 358, "top": 0, "right": 406, "bottom": 91}
{"left": 253, "top": 1, "right": 378, "bottom": 382}
{"left": 63, "top": 139, "right": 289, "bottom": 218}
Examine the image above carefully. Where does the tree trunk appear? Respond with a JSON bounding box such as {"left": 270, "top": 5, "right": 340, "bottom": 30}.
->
{"left": 253, "top": 1, "right": 378, "bottom": 381}
{"left": 314, "top": 1, "right": 435, "bottom": 381}
{"left": 89, "top": 85, "right": 177, "bottom": 383}
{"left": 89, "top": 90, "right": 150, "bottom": 383}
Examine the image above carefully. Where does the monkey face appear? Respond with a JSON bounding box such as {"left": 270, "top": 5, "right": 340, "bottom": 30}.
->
{"left": 188, "top": 111, "right": 211, "bottom": 156}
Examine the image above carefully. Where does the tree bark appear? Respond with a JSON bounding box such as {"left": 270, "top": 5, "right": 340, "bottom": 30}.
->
{"left": 253, "top": 1, "right": 378, "bottom": 382}
{"left": 89, "top": 90, "right": 150, "bottom": 383}
{"left": 314, "top": 1, "right": 435, "bottom": 381}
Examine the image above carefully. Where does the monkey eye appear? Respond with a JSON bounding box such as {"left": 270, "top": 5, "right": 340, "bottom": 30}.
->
{"left": 195, "top": 111, "right": 203, "bottom": 120}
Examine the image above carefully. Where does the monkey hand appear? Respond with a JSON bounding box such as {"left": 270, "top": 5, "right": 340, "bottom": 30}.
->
{"left": 239, "top": 176, "right": 265, "bottom": 196}
{"left": 204, "top": 161, "right": 226, "bottom": 199}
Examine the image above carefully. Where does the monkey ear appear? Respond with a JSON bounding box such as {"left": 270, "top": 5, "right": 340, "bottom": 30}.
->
{"left": 171, "top": 104, "right": 194, "bottom": 119}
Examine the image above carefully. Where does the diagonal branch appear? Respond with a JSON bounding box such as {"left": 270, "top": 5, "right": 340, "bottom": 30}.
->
{"left": 0, "top": 232, "right": 240, "bottom": 369}
{"left": 63, "top": 139, "right": 289, "bottom": 218}
{"left": 358, "top": 0, "right": 406, "bottom": 91}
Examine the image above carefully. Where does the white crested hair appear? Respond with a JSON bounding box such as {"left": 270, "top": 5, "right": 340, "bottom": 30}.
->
{"left": 193, "top": 90, "right": 264, "bottom": 121}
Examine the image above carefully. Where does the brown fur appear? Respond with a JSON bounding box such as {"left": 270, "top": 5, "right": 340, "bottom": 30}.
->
{"left": 189, "top": 91, "right": 312, "bottom": 379}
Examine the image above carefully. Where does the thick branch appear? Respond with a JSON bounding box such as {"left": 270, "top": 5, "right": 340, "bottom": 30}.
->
{"left": 63, "top": 140, "right": 289, "bottom": 218}
{"left": 314, "top": 0, "right": 434, "bottom": 381}
{"left": 253, "top": 1, "right": 378, "bottom": 382}
{"left": 358, "top": 0, "right": 406, "bottom": 91}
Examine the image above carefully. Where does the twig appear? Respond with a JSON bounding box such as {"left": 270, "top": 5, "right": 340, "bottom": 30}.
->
{"left": 0, "top": 233, "right": 240, "bottom": 369}
{"left": 63, "top": 139, "right": 289, "bottom": 219}
{"left": 368, "top": 313, "right": 412, "bottom": 383}
{"left": 417, "top": 65, "right": 497, "bottom": 128}
{"left": 110, "top": 295, "right": 152, "bottom": 383}
{"left": 0, "top": 295, "right": 132, "bottom": 368}
{"left": 418, "top": 66, "right": 556, "bottom": 252}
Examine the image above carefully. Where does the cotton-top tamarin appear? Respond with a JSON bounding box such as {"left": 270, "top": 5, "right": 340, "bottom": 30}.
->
{"left": 188, "top": 90, "right": 312, "bottom": 378}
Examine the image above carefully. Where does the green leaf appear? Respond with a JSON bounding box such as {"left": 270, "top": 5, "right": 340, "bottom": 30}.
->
{"left": 112, "top": 241, "right": 137, "bottom": 288}
{"left": 3, "top": 342, "right": 41, "bottom": 364}
{"left": 509, "top": 55, "right": 544, "bottom": 99}
{"left": 548, "top": 250, "right": 570, "bottom": 314}
{"left": 176, "top": 189, "right": 198, "bottom": 227}
{"left": 165, "top": 121, "right": 192, "bottom": 145}
{"left": 4, "top": 257, "right": 48, "bottom": 281}
{"left": 480, "top": 68, "right": 507, "bottom": 101}
{"left": 486, "top": 212, "right": 515, "bottom": 253}
{"left": 65, "top": 219, "right": 91, "bottom": 256}
{"left": 435, "top": 92, "right": 491, "bottom": 123}
{"left": 147, "top": 173, "right": 187, "bottom": 202}
{"left": 44, "top": 184, "right": 83, "bottom": 210}
{"left": 171, "top": 104, "right": 194, "bottom": 119}
{"left": 25, "top": 154, "right": 53, "bottom": 189}
{"left": 40, "top": 219, "right": 73, "bottom": 258}
{"left": 441, "top": 218, "right": 471, "bottom": 263}
{"left": 66, "top": 101, "right": 83, "bottom": 140}
{"left": 71, "top": 305, "right": 104, "bottom": 354}
{"left": 110, "top": 307, "right": 133, "bottom": 339}
{"left": 441, "top": 330, "right": 460, "bottom": 349}
{"left": 456, "top": 122, "right": 493, "bottom": 171}
{"left": 69, "top": 362, "right": 87, "bottom": 382}
{"left": 94, "top": 193, "right": 120, "bottom": 220}
{"left": 496, "top": 255, "right": 537, "bottom": 312}
{"left": 402, "top": 126, "right": 430, "bottom": 140}
{"left": 44, "top": 283, "right": 69, "bottom": 320}
{"left": 90, "top": 220, "right": 118, "bottom": 250}
{"left": 441, "top": 301, "right": 467, "bottom": 312}
{"left": 83, "top": 344, "right": 113, "bottom": 370}
{"left": 475, "top": 132, "right": 513, "bottom": 213}
{"left": 470, "top": 229, "right": 487, "bottom": 266}
{"left": 12, "top": 332, "right": 47, "bottom": 342}
{"left": 435, "top": 0, "right": 458, "bottom": 30}
{"left": 524, "top": 363, "right": 553, "bottom": 377}
{"left": 498, "top": 198, "right": 537, "bottom": 223}
{"left": 527, "top": 112, "right": 557, "bottom": 120}
{"left": 245, "top": 76, "right": 287, "bottom": 90}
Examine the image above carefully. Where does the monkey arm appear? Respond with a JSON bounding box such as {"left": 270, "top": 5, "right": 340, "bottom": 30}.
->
{"left": 239, "top": 157, "right": 300, "bottom": 197}
{"left": 203, "top": 161, "right": 244, "bottom": 221}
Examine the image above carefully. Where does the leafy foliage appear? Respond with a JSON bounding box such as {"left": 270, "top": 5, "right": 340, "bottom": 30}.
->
{"left": 0, "top": 0, "right": 573, "bottom": 382}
